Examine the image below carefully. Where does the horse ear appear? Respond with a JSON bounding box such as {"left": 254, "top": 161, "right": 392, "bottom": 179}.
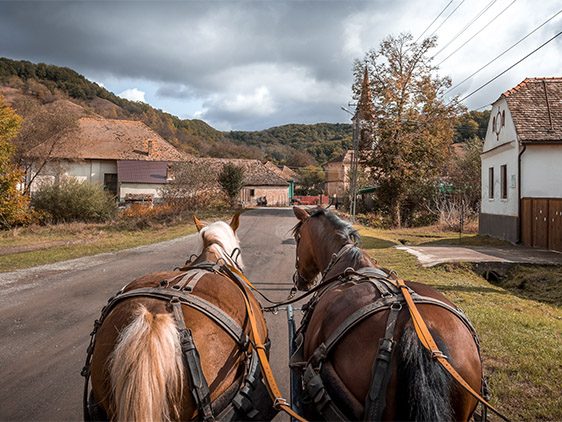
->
{"left": 293, "top": 206, "right": 309, "bottom": 221}
{"left": 230, "top": 213, "right": 240, "bottom": 232}
{"left": 193, "top": 215, "right": 206, "bottom": 232}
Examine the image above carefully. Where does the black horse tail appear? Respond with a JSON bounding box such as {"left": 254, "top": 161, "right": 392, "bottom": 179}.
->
{"left": 398, "top": 324, "right": 453, "bottom": 422}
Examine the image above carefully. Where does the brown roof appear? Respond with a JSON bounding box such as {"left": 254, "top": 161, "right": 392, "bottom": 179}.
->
{"left": 117, "top": 161, "right": 169, "bottom": 184}
{"left": 185, "top": 158, "right": 288, "bottom": 186}
{"left": 264, "top": 161, "right": 299, "bottom": 181}
{"left": 26, "top": 117, "right": 186, "bottom": 161}
{"left": 500, "top": 77, "right": 562, "bottom": 143}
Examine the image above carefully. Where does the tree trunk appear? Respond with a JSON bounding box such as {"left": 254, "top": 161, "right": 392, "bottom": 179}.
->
{"left": 391, "top": 197, "right": 402, "bottom": 228}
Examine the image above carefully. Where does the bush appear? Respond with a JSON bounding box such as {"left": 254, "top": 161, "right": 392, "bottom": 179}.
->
{"left": 31, "top": 179, "right": 117, "bottom": 223}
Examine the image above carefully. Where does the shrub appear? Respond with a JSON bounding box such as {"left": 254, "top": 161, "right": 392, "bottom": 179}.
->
{"left": 31, "top": 179, "right": 117, "bottom": 223}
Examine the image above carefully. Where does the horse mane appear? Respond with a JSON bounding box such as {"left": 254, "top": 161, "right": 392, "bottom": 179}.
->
{"left": 196, "top": 221, "right": 244, "bottom": 269}
{"left": 292, "top": 208, "right": 360, "bottom": 244}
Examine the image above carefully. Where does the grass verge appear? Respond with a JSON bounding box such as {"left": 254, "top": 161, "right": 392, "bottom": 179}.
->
{"left": 358, "top": 226, "right": 562, "bottom": 421}
{"left": 0, "top": 211, "right": 233, "bottom": 272}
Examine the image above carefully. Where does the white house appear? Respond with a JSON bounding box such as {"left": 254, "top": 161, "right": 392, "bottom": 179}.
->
{"left": 25, "top": 116, "right": 186, "bottom": 203}
{"left": 480, "top": 77, "right": 562, "bottom": 251}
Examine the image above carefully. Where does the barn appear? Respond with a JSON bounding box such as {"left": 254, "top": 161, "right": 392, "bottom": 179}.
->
{"left": 24, "top": 116, "right": 186, "bottom": 203}
{"left": 480, "top": 77, "right": 562, "bottom": 251}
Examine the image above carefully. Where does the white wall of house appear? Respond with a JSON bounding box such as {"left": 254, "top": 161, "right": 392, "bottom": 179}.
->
{"left": 28, "top": 159, "right": 117, "bottom": 192}
{"left": 521, "top": 145, "right": 562, "bottom": 198}
{"left": 241, "top": 186, "right": 288, "bottom": 206}
{"left": 481, "top": 100, "right": 520, "bottom": 217}
{"left": 120, "top": 183, "right": 165, "bottom": 201}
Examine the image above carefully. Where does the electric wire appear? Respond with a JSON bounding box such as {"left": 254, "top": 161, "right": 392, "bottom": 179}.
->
{"left": 427, "top": 0, "right": 466, "bottom": 39}
{"left": 445, "top": 9, "right": 562, "bottom": 95}
{"left": 433, "top": 0, "right": 498, "bottom": 57}
{"left": 457, "top": 30, "right": 562, "bottom": 103}
{"left": 415, "top": 0, "right": 454, "bottom": 43}
{"left": 437, "top": 0, "right": 517, "bottom": 66}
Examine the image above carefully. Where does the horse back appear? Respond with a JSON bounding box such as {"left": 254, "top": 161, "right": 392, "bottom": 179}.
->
{"left": 90, "top": 269, "right": 268, "bottom": 421}
{"left": 303, "top": 277, "right": 482, "bottom": 420}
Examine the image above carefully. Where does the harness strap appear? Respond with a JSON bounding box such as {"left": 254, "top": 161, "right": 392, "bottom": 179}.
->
{"left": 171, "top": 298, "right": 215, "bottom": 421}
{"left": 109, "top": 287, "right": 247, "bottom": 346}
{"left": 221, "top": 265, "right": 308, "bottom": 422}
{"left": 392, "top": 277, "right": 511, "bottom": 422}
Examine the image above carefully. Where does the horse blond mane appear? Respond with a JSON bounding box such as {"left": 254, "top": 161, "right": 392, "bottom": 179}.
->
{"left": 109, "top": 305, "right": 184, "bottom": 421}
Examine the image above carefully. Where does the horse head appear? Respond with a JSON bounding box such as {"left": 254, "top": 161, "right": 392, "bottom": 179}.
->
{"left": 193, "top": 213, "right": 243, "bottom": 269}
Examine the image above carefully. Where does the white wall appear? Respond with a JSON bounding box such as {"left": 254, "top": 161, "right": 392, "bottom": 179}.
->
{"left": 241, "top": 186, "right": 289, "bottom": 206}
{"left": 120, "top": 183, "right": 165, "bottom": 201}
{"left": 481, "top": 99, "right": 520, "bottom": 217}
{"left": 521, "top": 145, "right": 562, "bottom": 198}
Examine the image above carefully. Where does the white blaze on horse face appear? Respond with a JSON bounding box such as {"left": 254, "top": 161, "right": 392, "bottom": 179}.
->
{"left": 196, "top": 221, "right": 244, "bottom": 269}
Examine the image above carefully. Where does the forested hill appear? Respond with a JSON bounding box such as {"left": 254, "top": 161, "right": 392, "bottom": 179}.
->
{"left": 0, "top": 57, "right": 487, "bottom": 166}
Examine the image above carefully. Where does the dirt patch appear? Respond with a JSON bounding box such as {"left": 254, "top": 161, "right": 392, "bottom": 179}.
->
{"left": 469, "top": 262, "right": 562, "bottom": 306}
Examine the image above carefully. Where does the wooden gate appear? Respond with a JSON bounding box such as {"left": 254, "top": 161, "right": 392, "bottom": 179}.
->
{"left": 521, "top": 198, "right": 562, "bottom": 252}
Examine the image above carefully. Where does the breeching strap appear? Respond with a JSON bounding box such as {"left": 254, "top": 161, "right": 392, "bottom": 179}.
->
{"left": 392, "top": 277, "right": 511, "bottom": 422}
{"left": 224, "top": 264, "right": 308, "bottom": 422}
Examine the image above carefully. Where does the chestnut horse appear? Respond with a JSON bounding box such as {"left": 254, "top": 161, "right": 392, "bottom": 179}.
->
{"left": 82, "top": 214, "right": 277, "bottom": 421}
{"left": 290, "top": 207, "right": 489, "bottom": 421}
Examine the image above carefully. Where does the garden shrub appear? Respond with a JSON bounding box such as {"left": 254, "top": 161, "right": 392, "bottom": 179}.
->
{"left": 31, "top": 179, "right": 116, "bottom": 223}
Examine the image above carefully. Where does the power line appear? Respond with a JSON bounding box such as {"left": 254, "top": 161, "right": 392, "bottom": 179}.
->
{"left": 445, "top": 9, "right": 562, "bottom": 95}
{"left": 415, "top": 0, "right": 454, "bottom": 43}
{"left": 437, "top": 0, "right": 517, "bottom": 66}
{"left": 433, "top": 0, "right": 497, "bottom": 57}
{"left": 457, "top": 30, "right": 562, "bottom": 103}
{"left": 427, "top": 0, "right": 466, "bottom": 39}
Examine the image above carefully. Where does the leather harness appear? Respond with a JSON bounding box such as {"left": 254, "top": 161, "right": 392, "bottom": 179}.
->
{"left": 81, "top": 262, "right": 271, "bottom": 421}
{"left": 289, "top": 265, "right": 509, "bottom": 421}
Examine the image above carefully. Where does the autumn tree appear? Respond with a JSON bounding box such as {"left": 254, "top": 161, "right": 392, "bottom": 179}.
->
{"left": 218, "top": 163, "right": 245, "bottom": 208}
{"left": 353, "top": 33, "right": 459, "bottom": 227}
{"left": 0, "top": 96, "right": 29, "bottom": 228}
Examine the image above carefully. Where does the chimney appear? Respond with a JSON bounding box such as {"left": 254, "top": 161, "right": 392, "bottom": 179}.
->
{"left": 147, "top": 140, "right": 153, "bottom": 156}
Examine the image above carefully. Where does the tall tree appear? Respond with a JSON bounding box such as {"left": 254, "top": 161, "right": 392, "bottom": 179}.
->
{"left": 353, "top": 33, "right": 459, "bottom": 227}
{"left": 0, "top": 95, "right": 28, "bottom": 228}
{"left": 218, "top": 163, "right": 245, "bottom": 208}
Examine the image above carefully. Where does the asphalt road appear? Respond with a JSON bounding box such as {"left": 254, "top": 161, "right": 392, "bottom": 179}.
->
{"left": 0, "top": 208, "right": 299, "bottom": 422}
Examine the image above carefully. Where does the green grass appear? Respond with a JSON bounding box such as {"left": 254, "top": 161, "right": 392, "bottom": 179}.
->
{"left": 358, "top": 226, "right": 562, "bottom": 421}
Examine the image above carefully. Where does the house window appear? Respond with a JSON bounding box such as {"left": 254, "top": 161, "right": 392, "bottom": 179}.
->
{"left": 501, "top": 110, "right": 505, "bottom": 127}
{"left": 500, "top": 165, "right": 507, "bottom": 199}
{"left": 249, "top": 189, "right": 255, "bottom": 197}
{"left": 488, "top": 167, "right": 494, "bottom": 199}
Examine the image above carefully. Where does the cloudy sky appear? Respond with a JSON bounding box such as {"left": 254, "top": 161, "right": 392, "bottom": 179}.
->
{"left": 1, "top": 0, "right": 560, "bottom": 130}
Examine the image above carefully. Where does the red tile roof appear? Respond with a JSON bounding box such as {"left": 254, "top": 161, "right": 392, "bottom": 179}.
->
{"left": 500, "top": 77, "right": 562, "bottom": 143}
{"left": 26, "top": 117, "right": 187, "bottom": 161}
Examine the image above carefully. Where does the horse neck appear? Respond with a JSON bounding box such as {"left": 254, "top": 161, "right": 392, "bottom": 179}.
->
{"left": 310, "top": 222, "right": 373, "bottom": 279}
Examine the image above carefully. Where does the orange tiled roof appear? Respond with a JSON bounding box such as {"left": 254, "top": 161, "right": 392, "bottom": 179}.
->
{"left": 499, "top": 77, "right": 562, "bottom": 143}
{"left": 26, "top": 117, "right": 187, "bottom": 161}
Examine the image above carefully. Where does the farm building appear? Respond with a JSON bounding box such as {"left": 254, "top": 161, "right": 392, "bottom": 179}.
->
{"left": 480, "top": 77, "right": 562, "bottom": 251}
{"left": 181, "top": 158, "right": 290, "bottom": 207}
{"left": 24, "top": 116, "right": 186, "bottom": 203}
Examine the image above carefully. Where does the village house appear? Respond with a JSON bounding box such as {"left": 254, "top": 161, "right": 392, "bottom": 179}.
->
{"left": 480, "top": 77, "right": 562, "bottom": 251}
{"left": 24, "top": 116, "right": 186, "bottom": 203}
{"left": 183, "top": 158, "right": 290, "bottom": 207}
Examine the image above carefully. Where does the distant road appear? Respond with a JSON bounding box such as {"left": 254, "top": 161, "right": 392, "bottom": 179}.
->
{"left": 0, "top": 208, "right": 298, "bottom": 421}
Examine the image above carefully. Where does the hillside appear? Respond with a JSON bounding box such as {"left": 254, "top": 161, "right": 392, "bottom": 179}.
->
{"left": 0, "top": 57, "right": 486, "bottom": 167}
{"left": 0, "top": 58, "right": 354, "bottom": 165}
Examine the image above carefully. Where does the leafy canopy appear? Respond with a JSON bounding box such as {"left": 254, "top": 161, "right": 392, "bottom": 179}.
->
{"left": 218, "top": 163, "right": 245, "bottom": 207}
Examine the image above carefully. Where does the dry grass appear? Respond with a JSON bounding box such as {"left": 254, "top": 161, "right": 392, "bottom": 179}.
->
{"left": 358, "top": 225, "right": 562, "bottom": 421}
{"left": 0, "top": 210, "right": 233, "bottom": 272}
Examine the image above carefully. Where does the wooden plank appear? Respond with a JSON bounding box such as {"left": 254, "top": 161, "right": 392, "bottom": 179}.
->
{"left": 532, "top": 199, "right": 549, "bottom": 249}
{"left": 548, "top": 199, "right": 562, "bottom": 252}
{"left": 521, "top": 198, "right": 533, "bottom": 247}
